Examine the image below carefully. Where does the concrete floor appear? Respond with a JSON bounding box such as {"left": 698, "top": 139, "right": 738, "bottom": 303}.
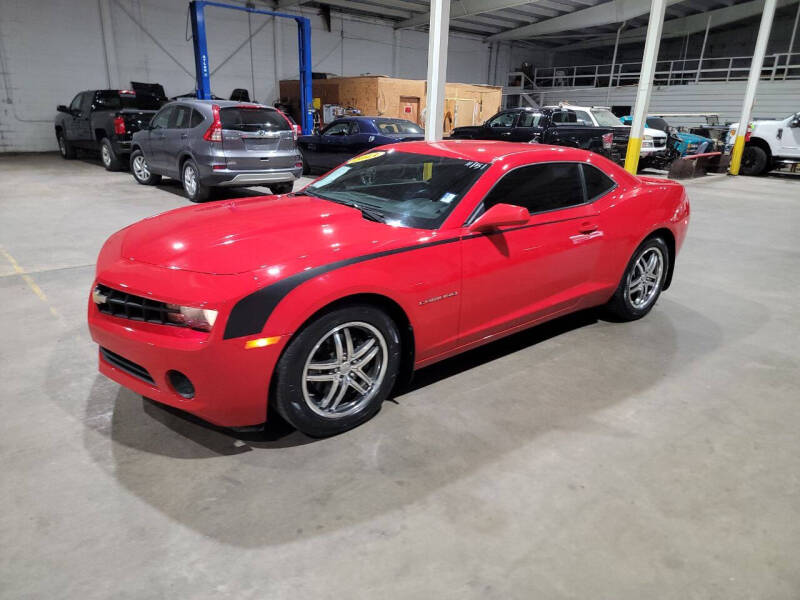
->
{"left": 1, "top": 153, "right": 799, "bottom": 599}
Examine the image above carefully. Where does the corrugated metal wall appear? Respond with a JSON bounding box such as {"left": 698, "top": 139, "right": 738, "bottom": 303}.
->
{"left": 538, "top": 81, "right": 800, "bottom": 124}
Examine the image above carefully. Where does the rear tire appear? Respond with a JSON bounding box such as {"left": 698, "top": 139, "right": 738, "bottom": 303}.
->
{"left": 605, "top": 236, "right": 670, "bottom": 321}
{"left": 182, "top": 159, "right": 210, "bottom": 202}
{"left": 300, "top": 150, "right": 311, "bottom": 175}
{"left": 100, "top": 138, "right": 123, "bottom": 171}
{"left": 269, "top": 181, "right": 294, "bottom": 195}
{"left": 57, "top": 132, "right": 76, "bottom": 159}
{"left": 740, "top": 145, "right": 768, "bottom": 176}
{"left": 130, "top": 149, "right": 161, "bottom": 185}
{"left": 272, "top": 304, "right": 401, "bottom": 437}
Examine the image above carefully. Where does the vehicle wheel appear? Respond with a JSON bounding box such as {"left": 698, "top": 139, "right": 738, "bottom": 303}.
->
{"left": 605, "top": 236, "right": 670, "bottom": 321}
{"left": 57, "top": 133, "right": 76, "bottom": 159}
{"left": 300, "top": 150, "right": 311, "bottom": 175}
{"left": 130, "top": 149, "right": 161, "bottom": 186}
{"left": 740, "top": 145, "right": 768, "bottom": 176}
{"left": 100, "top": 138, "right": 123, "bottom": 171}
{"left": 272, "top": 304, "right": 402, "bottom": 437}
{"left": 182, "top": 159, "right": 210, "bottom": 202}
{"left": 269, "top": 181, "right": 294, "bottom": 195}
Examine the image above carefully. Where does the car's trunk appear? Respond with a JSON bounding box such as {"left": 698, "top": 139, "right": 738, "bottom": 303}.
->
{"left": 220, "top": 106, "right": 297, "bottom": 171}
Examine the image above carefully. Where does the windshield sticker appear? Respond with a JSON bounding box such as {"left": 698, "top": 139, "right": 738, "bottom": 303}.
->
{"left": 348, "top": 151, "right": 385, "bottom": 164}
{"left": 310, "top": 165, "right": 351, "bottom": 187}
{"left": 423, "top": 162, "right": 433, "bottom": 181}
{"left": 439, "top": 192, "right": 457, "bottom": 204}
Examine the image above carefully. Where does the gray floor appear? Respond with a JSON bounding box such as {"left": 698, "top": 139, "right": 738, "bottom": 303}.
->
{"left": 1, "top": 153, "right": 799, "bottom": 599}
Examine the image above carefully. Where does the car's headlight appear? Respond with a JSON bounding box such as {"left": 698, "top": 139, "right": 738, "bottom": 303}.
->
{"left": 165, "top": 304, "right": 218, "bottom": 331}
{"left": 644, "top": 135, "right": 654, "bottom": 141}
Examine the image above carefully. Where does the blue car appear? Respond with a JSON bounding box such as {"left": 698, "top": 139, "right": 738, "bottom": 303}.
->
{"left": 298, "top": 116, "right": 424, "bottom": 174}
{"left": 620, "top": 115, "right": 714, "bottom": 156}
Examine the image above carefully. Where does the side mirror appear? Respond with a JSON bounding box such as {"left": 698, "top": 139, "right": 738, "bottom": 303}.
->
{"left": 469, "top": 203, "right": 529, "bottom": 232}
{"left": 57, "top": 105, "right": 70, "bottom": 114}
{"left": 791, "top": 119, "right": 800, "bottom": 128}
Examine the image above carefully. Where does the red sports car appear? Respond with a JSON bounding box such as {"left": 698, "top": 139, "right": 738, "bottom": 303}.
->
{"left": 89, "top": 141, "right": 689, "bottom": 436}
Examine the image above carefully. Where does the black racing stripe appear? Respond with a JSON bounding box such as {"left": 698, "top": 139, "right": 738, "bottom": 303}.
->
{"left": 223, "top": 236, "right": 460, "bottom": 339}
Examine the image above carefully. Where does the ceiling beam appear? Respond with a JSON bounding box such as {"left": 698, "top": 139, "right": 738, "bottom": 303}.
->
{"left": 279, "top": 0, "right": 413, "bottom": 18}
{"left": 487, "top": 0, "right": 685, "bottom": 40}
{"left": 556, "top": 0, "right": 798, "bottom": 50}
{"left": 395, "top": 0, "right": 534, "bottom": 29}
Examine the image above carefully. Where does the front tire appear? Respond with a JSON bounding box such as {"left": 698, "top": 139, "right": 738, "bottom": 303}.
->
{"left": 605, "top": 236, "right": 670, "bottom": 321}
{"left": 182, "top": 159, "right": 210, "bottom": 202}
{"left": 269, "top": 181, "right": 294, "bottom": 195}
{"left": 130, "top": 149, "right": 161, "bottom": 185}
{"left": 740, "top": 145, "right": 768, "bottom": 176}
{"left": 272, "top": 304, "right": 401, "bottom": 437}
{"left": 100, "top": 138, "right": 123, "bottom": 171}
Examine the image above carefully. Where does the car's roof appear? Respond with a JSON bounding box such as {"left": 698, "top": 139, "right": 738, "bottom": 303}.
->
{"left": 176, "top": 99, "right": 275, "bottom": 110}
{"left": 381, "top": 140, "right": 592, "bottom": 162}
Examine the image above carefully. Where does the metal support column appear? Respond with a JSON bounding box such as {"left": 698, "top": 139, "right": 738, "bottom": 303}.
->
{"left": 624, "top": 0, "right": 667, "bottom": 175}
{"left": 696, "top": 15, "right": 712, "bottom": 83}
{"left": 785, "top": 1, "right": 800, "bottom": 79}
{"left": 189, "top": 0, "right": 313, "bottom": 134}
{"left": 607, "top": 20, "right": 626, "bottom": 105}
{"left": 729, "top": 0, "right": 778, "bottom": 176}
{"left": 424, "top": 0, "right": 450, "bottom": 141}
{"left": 98, "top": 0, "right": 119, "bottom": 88}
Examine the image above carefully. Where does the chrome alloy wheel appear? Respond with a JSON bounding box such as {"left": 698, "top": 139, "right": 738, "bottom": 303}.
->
{"left": 301, "top": 322, "right": 388, "bottom": 419}
{"left": 101, "top": 143, "right": 112, "bottom": 166}
{"left": 626, "top": 246, "right": 664, "bottom": 309}
{"left": 183, "top": 163, "right": 198, "bottom": 196}
{"left": 132, "top": 155, "right": 150, "bottom": 180}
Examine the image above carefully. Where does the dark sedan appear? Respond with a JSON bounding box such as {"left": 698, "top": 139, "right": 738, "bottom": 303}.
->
{"left": 298, "top": 116, "right": 424, "bottom": 173}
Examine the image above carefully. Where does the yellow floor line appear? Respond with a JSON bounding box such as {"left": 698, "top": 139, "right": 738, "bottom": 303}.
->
{"left": 0, "top": 245, "right": 62, "bottom": 320}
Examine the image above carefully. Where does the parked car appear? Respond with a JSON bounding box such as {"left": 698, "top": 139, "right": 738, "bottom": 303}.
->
{"left": 129, "top": 100, "right": 303, "bottom": 201}
{"left": 449, "top": 107, "right": 619, "bottom": 161}
{"left": 549, "top": 104, "right": 668, "bottom": 168}
{"left": 725, "top": 112, "right": 800, "bottom": 175}
{"left": 297, "top": 116, "right": 424, "bottom": 173}
{"left": 620, "top": 115, "right": 714, "bottom": 157}
{"left": 89, "top": 140, "right": 689, "bottom": 437}
{"left": 55, "top": 89, "right": 165, "bottom": 170}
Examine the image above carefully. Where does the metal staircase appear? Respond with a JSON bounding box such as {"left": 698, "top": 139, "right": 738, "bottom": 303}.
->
{"left": 502, "top": 72, "right": 542, "bottom": 109}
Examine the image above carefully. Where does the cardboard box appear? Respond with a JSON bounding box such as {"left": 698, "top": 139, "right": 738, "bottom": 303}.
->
{"left": 279, "top": 75, "right": 501, "bottom": 134}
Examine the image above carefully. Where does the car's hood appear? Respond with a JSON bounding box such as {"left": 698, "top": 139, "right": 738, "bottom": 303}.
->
{"left": 119, "top": 194, "right": 422, "bottom": 275}
{"left": 643, "top": 127, "right": 667, "bottom": 138}
{"left": 677, "top": 132, "right": 711, "bottom": 143}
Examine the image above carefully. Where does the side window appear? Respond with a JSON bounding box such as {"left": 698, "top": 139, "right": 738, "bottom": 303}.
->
{"left": 517, "top": 112, "right": 542, "bottom": 127}
{"left": 323, "top": 121, "right": 351, "bottom": 136}
{"left": 80, "top": 92, "right": 94, "bottom": 114}
{"left": 574, "top": 110, "right": 592, "bottom": 126}
{"left": 150, "top": 107, "right": 173, "bottom": 130}
{"left": 582, "top": 164, "right": 616, "bottom": 201}
{"left": 69, "top": 93, "right": 83, "bottom": 112}
{"left": 170, "top": 105, "right": 192, "bottom": 129}
{"left": 487, "top": 112, "right": 516, "bottom": 128}
{"left": 483, "top": 163, "right": 585, "bottom": 215}
{"left": 551, "top": 110, "right": 577, "bottom": 124}
{"left": 190, "top": 109, "right": 205, "bottom": 128}
{"left": 348, "top": 121, "right": 360, "bottom": 135}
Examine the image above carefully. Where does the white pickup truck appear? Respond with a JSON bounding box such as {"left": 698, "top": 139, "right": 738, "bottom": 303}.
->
{"left": 726, "top": 112, "right": 800, "bottom": 175}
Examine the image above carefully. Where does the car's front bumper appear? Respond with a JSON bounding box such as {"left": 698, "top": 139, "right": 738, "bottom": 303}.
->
{"left": 202, "top": 167, "right": 303, "bottom": 187}
{"left": 87, "top": 263, "right": 289, "bottom": 428}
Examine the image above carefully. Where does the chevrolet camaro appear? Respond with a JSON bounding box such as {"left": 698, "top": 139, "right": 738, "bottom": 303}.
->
{"left": 88, "top": 141, "right": 690, "bottom": 436}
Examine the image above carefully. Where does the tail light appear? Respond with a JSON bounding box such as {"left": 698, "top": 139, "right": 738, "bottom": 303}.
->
{"left": 203, "top": 104, "right": 222, "bottom": 143}
{"left": 275, "top": 109, "right": 298, "bottom": 140}
{"left": 113, "top": 116, "right": 126, "bottom": 135}
{"left": 602, "top": 132, "right": 613, "bottom": 149}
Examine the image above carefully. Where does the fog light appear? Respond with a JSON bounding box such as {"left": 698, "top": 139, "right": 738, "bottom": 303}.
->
{"left": 167, "top": 370, "right": 195, "bottom": 399}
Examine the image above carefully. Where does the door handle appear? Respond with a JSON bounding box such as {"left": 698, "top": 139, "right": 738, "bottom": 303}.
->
{"left": 501, "top": 131, "right": 511, "bottom": 136}
{"left": 180, "top": 133, "right": 189, "bottom": 139}
{"left": 578, "top": 221, "right": 599, "bottom": 234}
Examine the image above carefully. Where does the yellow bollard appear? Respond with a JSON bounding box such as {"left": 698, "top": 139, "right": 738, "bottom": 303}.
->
{"left": 624, "top": 137, "right": 642, "bottom": 175}
{"left": 728, "top": 135, "right": 747, "bottom": 175}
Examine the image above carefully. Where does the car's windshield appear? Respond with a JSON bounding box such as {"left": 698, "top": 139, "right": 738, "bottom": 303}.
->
{"left": 372, "top": 119, "right": 423, "bottom": 134}
{"left": 305, "top": 150, "right": 489, "bottom": 229}
{"left": 591, "top": 108, "right": 623, "bottom": 127}
{"left": 220, "top": 107, "right": 290, "bottom": 132}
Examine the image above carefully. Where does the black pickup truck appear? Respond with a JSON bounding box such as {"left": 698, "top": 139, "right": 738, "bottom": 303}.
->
{"left": 55, "top": 89, "right": 165, "bottom": 170}
{"left": 449, "top": 107, "right": 620, "bottom": 162}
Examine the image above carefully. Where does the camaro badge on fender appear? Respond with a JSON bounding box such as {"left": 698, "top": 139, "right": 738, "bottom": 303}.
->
{"left": 419, "top": 291, "right": 458, "bottom": 306}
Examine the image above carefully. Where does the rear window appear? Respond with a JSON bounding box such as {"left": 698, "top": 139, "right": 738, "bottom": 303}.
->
{"left": 372, "top": 119, "right": 422, "bottom": 134}
{"left": 220, "top": 107, "right": 289, "bottom": 132}
{"left": 95, "top": 91, "right": 163, "bottom": 111}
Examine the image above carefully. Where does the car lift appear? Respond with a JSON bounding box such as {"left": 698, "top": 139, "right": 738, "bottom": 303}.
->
{"left": 188, "top": 0, "right": 313, "bottom": 134}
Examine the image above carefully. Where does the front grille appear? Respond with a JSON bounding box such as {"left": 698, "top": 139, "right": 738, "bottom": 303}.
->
{"left": 94, "top": 284, "right": 184, "bottom": 328}
{"left": 100, "top": 347, "right": 155, "bottom": 385}
{"left": 654, "top": 137, "right": 666, "bottom": 147}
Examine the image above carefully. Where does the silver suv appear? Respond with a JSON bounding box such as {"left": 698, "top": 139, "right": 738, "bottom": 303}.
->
{"left": 129, "top": 99, "right": 303, "bottom": 201}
